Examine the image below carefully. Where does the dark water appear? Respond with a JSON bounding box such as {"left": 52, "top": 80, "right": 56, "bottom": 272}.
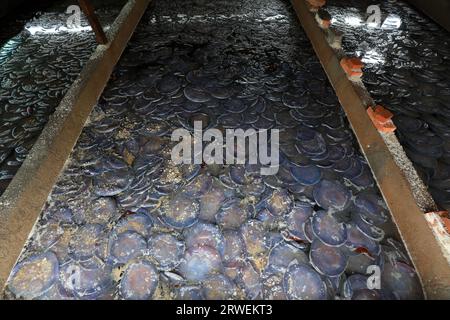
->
{"left": 328, "top": 0, "right": 450, "bottom": 211}
{"left": 4, "top": 0, "right": 423, "bottom": 300}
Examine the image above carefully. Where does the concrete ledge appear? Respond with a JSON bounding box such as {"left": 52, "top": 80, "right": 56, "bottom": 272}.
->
{"left": 291, "top": 0, "right": 450, "bottom": 299}
{"left": 0, "top": 0, "right": 151, "bottom": 291}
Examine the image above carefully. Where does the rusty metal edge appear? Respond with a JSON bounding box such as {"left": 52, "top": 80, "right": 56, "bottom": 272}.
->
{"left": 291, "top": 0, "right": 450, "bottom": 299}
{"left": 0, "top": 0, "right": 151, "bottom": 292}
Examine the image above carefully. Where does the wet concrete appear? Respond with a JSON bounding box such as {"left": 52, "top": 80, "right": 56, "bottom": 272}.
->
{"left": 3, "top": 0, "right": 423, "bottom": 300}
